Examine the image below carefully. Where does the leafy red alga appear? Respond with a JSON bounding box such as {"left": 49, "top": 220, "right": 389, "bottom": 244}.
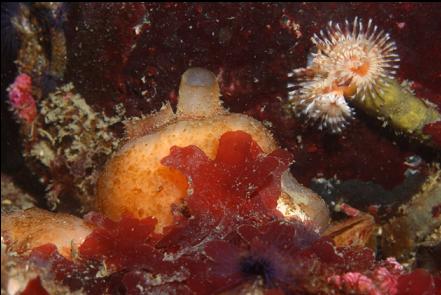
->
{"left": 30, "top": 243, "right": 113, "bottom": 293}
{"left": 27, "top": 131, "right": 295, "bottom": 294}
{"left": 79, "top": 212, "right": 162, "bottom": 270}
{"left": 157, "top": 131, "right": 293, "bottom": 250}
{"left": 161, "top": 130, "right": 293, "bottom": 220}
{"left": 21, "top": 277, "right": 49, "bottom": 295}
{"left": 26, "top": 131, "right": 441, "bottom": 294}
{"left": 397, "top": 268, "right": 441, "bottom": 295}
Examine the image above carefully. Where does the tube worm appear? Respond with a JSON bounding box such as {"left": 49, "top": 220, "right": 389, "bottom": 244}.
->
{"left": 289, "top": 17, "right": 440, "bottom": 145}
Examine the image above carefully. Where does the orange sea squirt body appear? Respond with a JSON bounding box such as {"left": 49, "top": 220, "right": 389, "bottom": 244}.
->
{"left": 96, "top": 68, "right": 278, "bottom": 232}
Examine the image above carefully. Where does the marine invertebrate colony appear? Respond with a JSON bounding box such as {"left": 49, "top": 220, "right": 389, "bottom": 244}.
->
{"left": 289, "top": 17, "right": 440, "bottom": 138}
{"left": 8, "top": 82, "right": 124, "bottom": 211}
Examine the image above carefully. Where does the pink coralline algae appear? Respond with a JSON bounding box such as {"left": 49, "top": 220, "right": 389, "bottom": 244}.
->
{"left": 8, "top": 74, "right": 37, "bottom": 124}
{"left": 329, "top": 267, "right": 399, "bottom": 295}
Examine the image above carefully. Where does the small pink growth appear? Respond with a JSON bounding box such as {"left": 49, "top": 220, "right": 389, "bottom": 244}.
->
{"left": 329, "top": 270, "right": 396, "bottom": 295}
{"left": 396, "top": 22, "right": 406, "bottom": 29}
{"left": 329, "top": 272, "right": 382, "bottom": 295}
{"left": 373, "top": 267, "right": 398, "bottom": 295}
{"left": 328, "top": 257, "right": 405, "bottom": 295}
{"left": 384, "top": 257, "right": 404, "bottom": 273}
{"left": 63, "top": 93, "right": 73, "bottom": 101}
{"left": 340, "top": 203, "right": 360, "bottom": 217}
{"left": 8, "top": 74, "right": 37, "bottom": 124}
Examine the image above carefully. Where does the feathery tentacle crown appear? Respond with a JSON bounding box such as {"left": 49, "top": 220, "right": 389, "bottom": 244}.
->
{"left": 288, "top": 17, "right": 400, "bottom": 132}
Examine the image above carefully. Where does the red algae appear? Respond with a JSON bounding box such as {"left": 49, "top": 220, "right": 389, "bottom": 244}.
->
{"left": 24, "top": 131, "right": 441, "bottom": 294}
{"left": 397, "top": 269, "right": 441, "bottom": 295}
{"left": 7, "top": 73, "right": 37, "bottom": 124}
{"left": 79, "top": 213, "right": 162, "bottom": 270}
{"left": 21, "top": 277, "right": 49, "bottom": 295}
{"left": 30, "top": 244, "right": 101, "bottom": 292}
{"left": 161, "top": 131, "right": 293, "bottom": 223}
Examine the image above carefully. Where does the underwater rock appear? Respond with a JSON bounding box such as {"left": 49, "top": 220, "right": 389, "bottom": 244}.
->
{"left": 382, "top": 167, "right": 441, "bottom": 261}
{"left": 11, "top": 3, "right": 67, "bottom": 98}
{"left": 1, "top": 174, "right": 36, "bottom": 213}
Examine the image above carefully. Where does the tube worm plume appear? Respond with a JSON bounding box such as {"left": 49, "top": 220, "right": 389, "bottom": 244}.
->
{"left": 309, "top": 18, "right": 399, "bottom": 100}
{"left": 288, "top": 17, "right": 441, "bottom": 138}
{"left": 289, "top": 17, "right": 400, "bottom": 132}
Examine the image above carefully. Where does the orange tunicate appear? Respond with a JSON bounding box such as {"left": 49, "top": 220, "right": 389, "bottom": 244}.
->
{"left": 1, "top": 208, "right": 93, "bottom": 258}
{"left": 96, "top": 68, "right": 329, "bottom": 233}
